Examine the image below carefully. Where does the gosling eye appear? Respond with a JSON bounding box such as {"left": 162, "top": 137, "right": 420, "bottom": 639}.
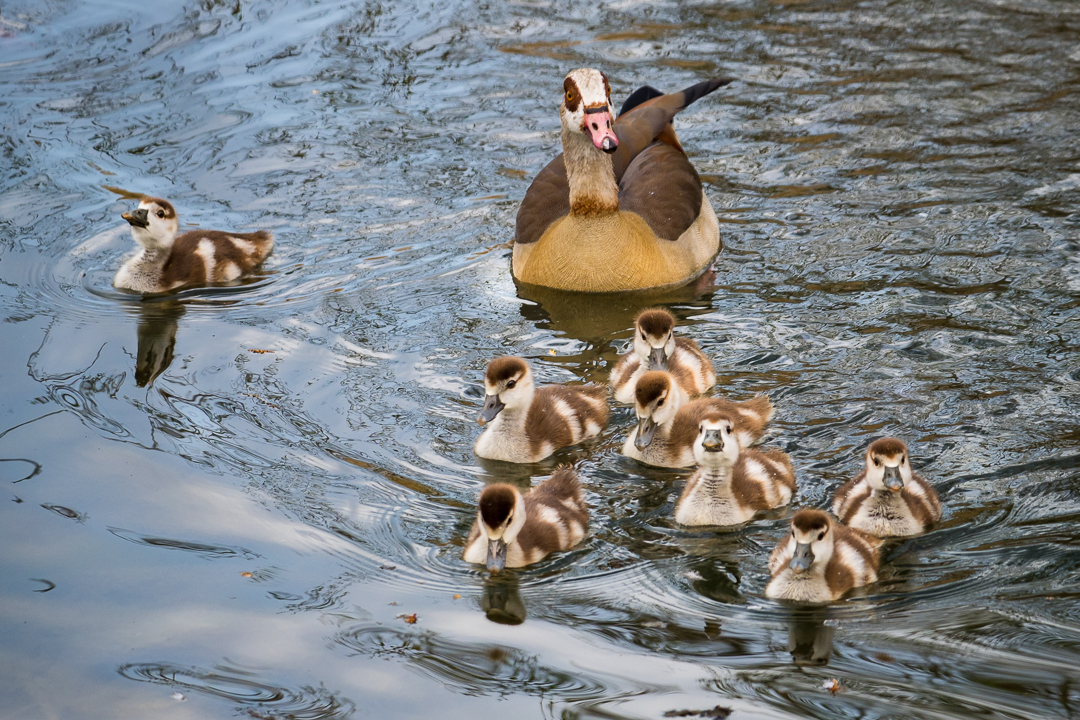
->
{"left": 725, "top": 425, "right": 733, "bottom": 433}
{"left": 818, "top": 531, "right": 825, "bottom": 541}
{"left": 657, "top": 399, "right": 664, "bottom": 406}
{"left": 640, "top": 332, "right": 646, "bottom": 341}
{"left": 156, "top": 210, "right": 165, "bottom": 219}
{"left": 506, "top": 380, "right": 517, "bottom": 390}
{"left": 873, "top": 457, "right": 881, "bottom": 467}
{"left": 902, "top": 455, "right": 907, "bottom": 464}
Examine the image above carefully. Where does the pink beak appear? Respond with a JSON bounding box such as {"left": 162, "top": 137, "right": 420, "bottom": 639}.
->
{"left": 584, "top": 108, "right": 618, "bottom": 153}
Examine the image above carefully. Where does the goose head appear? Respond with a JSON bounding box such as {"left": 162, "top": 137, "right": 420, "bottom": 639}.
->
{"left": 863, "top": 437, "right": 913, "bottom": 493}
{"left": 633, "top": 308, "right": 677, "bottom": 371}
{"left": 478, "top": 356, "right": 535, "bottom": 425}
{"left": 122, "top": 197, "right": 179, "bottom": 251}
{"left": 786, "top": 510, "right": 834, "bottom": 574}
{"left": 632, "top": 370, "right": 682, "bottom": 449}
{"left": 561, "top": 68, "right": 618, "bottom": 154}
{"left": 476, "top": 483, "right": 528, "bottom": 573}
{"left": 692, "top": 412, "right": 741, "bottom": 469}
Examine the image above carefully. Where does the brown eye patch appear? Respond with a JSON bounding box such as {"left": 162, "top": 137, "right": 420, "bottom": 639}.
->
{"left": 562, "top": 77, "right": 581, "bottom": 112}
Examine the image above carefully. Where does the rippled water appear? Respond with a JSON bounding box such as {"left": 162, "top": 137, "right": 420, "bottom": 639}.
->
{"left": 2, "top": 0, "right": 1080, "bottom": 717}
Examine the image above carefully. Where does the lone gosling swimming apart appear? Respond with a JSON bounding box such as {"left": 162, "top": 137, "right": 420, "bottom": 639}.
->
{"left": 462, "top": 467, "right": 588, "bottom": 572}
{"left": 610, "top": 308, "right": 715, "bottom": 404}
{"left": 832, "top": 437, "right": 942, "bottom": 537}
{"left": 766, "top": 509, "right": 881, "bottom": 603}
{"left": 114, "top": 197, "right": 273, "bottom": 293}
{"left": 675, "top": 410, "right": 796, "bottom": 526}
{"left": 622, "top": 370, "right": 772, "bottom": 468}
{"left": 474, "top": 356, "right": 609, "bottom": 463}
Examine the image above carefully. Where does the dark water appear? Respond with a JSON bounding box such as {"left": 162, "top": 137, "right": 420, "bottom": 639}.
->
{"left": 2, "top": 0, "right": 1080, "bottom": 717}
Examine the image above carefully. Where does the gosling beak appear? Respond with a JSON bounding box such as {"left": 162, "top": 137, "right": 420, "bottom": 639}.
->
{"left": 584, "top": 106, "right": 618, "bottom": 153}
{"left": 789, "top": 542, "right": 814, "bottom": 573}
{"left": 634, "top": 415, "right": 658, "bottom": 450}
{"left": 486, "top": 538, "right": 507, "bottom": 574}
{"left": 883, "top": 465, "right": 904, "bottom": 492}
{"left": 122, "top": 208, "right": 149, "bottom": 228}
{"left": 647, "top": 346, "right": 667, "bottom": 371}
{"left": 478, "top": 394, "right": 504, "bottom": 425}
{"left": 701, "top": 429, "right": 724, "bottom": 453}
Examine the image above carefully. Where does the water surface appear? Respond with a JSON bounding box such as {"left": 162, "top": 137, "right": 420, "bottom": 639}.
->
{"left": 2, "top": 0, "right": 1080, "bottom": 718}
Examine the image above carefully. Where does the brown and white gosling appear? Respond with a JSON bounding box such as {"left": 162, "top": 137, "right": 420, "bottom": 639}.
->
{"left": 766, "top": 509, "right": 881, "bottom": 603}
{"left": 622, "top": 370, "right": 772, "bottom": 468}
{"left": 114, "top": 197, "right": 273, "bottom": 293}
{"left": 674, "top": 410, "right": 796, "bottom": 526}
{"left": 832, "top": 437, "right": 942, "bottom": 537}
{"left": 462, "top": 467, "right": 588, "bottom": 572}
{"left": 474, "top": 356, "right": 609, "bottom": 463}
{"left": 609, "top": 308, "right": 715, "bottom": 404}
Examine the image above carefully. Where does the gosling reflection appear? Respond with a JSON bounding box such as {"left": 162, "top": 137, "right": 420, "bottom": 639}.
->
{"left": 135, "top": 300, "right": 184, "bottom": 387}
{"left": 480, "top": 576, "right": 527, "bottom": 625}
{"left": 786, "top": 607, "right": 835, "bottom": 667}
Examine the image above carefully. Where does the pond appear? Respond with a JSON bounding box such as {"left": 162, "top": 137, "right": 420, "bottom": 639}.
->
{"left": 2, "top": 0, "right": 1079, "bottom": 718}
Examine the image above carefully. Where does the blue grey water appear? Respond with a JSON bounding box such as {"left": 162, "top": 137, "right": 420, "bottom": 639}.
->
{"left": 2, "top": 0, "right": 1079, "bottom": 717}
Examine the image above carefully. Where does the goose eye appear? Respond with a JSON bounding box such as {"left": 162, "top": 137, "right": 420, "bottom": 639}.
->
{"left": 156, "top": 210, "right": 165, "bottom": 218}
{"left": 506, "top": 380, "right": 517, "bottom": 390}
{"left": 565, "top": 91, "right": 574, "bottom": 103}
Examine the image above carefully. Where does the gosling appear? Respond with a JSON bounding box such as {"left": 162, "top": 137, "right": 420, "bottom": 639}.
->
{"left": 610, "top": 308, "right": 715, "bottom": 404}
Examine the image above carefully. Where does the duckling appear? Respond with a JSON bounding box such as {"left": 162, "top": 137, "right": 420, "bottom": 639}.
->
{"left": 474, "top": 356, "right": 609, "bottom": 463}
{"left": 114, "top": 197, "right": 273, "bottom": 293}
{"left": 675, "top": 411, "right": 796, "bottom": 526}
{"left": 832, "top": 437, "right": 942, "bottom": 537}
{"left": 463, "top": 466, "right": 589, "bottom": 572}
{"left": 622, "top": 370, "right": 772, "bottom": 468}
{"left": 766, "top": 509, "right": 881, "bottom": 603}
{"left": 610, "top": 308, "right": 715, "bottom": 404}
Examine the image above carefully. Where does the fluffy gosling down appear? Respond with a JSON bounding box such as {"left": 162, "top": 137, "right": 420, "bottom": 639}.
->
{"left": 623, "top": 370, "right": 773, "bottom": 468}
{"left": 832, "top": 437, "right": 942, "bottom": 537}
{"left": 114, "top": 197, "right": 273, "bottom": 293}
{"left": 766, "top": 509, "right": 881, "bottom": 603}
{"left": 462, "top": 467, "right": 588, "bottom": 573}
{"left": 675, "top": 411, "right": 796, "bottom": 526}
{"left": 474, "top": 356, "right": 609, "bottom": 463}
{"left": 609, "top": 308, "right": 716, "bottom": 404}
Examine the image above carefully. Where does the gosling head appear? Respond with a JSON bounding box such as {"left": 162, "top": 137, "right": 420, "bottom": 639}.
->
{"left": 633, "top": 308, "right": 677, "bottom": 371}
{"left": 692, "top": 412, "right": 741, "bottom": 469}
{"left": 787, "top": 509, "right": 834, "bottom": 574}
{"left": 478, "top": 357, "right": 534, "bottom": 425}
{"left": 632, "top": 371, "right": 681, "bottom": 449}
{"left": 476, "top": 484, "right": 527, "bottom": 573}
{"left": 863, "top": 437, "right": 913, "bottom": 494}
{"left": 561, "top": 68, "right": 618, "bottom": 154}
{"left": 122, "top": 197, "right": 179, "bottom": 251}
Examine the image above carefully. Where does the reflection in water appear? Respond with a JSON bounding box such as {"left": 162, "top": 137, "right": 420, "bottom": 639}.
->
{"left": 786, "top": 607, "right": 834, "bottom": 667}
{"left": 134, "top": 300, "right": 184, "bottom": 387}
{"left": 481, "top": 576, "right": 526, "bottom": 625}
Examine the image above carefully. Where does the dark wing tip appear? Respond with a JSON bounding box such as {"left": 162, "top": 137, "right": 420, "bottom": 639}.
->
{"left": 680, "top": 77, "right": 736, "bottom": 110}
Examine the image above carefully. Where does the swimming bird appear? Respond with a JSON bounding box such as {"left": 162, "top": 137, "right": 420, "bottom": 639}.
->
{"left": 512, "top": 68, "right": 733, "bottom": 292}
{"left": 474, "top": 356, "right": 609, "bottom": 463}
{"left": 114, "top": 197, "right": 273, "bottom": 293}
{"left": 622, "top": 370, "right": 772, "bottom": 468}
{"left": 462, "top": 466, "right": 589, "bottom": 573}
{"left": 675, "top": 410, "right": 796, "bottom": 526}
{"left": 610, "top": 308, "right": 715, "bottom": 404}
{"left": 832, "top": 437, "right": 942, "bottom": 537}
{"left": 766, "top": 509, "right": 881, "bottom": 603}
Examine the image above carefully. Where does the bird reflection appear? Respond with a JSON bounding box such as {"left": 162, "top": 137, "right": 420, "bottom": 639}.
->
{"left": 481, "top": 576, "right": 526, "bottom": 625}
{"left": 134, "top": 300, "right": 184, "bottom": 387}
{"left": 786, "top": 607, "right": 834, "bottom": 666}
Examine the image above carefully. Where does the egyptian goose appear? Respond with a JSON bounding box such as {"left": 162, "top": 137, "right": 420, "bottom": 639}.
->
{"left": 832, "top": 438, "right": 942, "bottom": 537}
{"left": 462, "top": 466, "right": 589, "bottom": 572}
{"left": 512, "top": 68, "right": 734, "bottom": 292}
{"left": 675, "top": 410, "right": 796, "bottom": 526}
{"left": 114, "top": 197, "right": 273, "bottom": 293}
{"left": 766, "top": 509, "right": 882, "bottom": 603}
{"left": 610, "top": 308, "right": 715, "bottom": 403}
{"left": 622, "top": 370, "right": 772, "bottom": 468}
{"left": 474, "top": 356, "right": 609, "bottom": 463}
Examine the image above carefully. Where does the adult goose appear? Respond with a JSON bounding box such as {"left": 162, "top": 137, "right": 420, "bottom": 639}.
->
{"left": 513, "top": 68, "right": 733, "bottom": 292}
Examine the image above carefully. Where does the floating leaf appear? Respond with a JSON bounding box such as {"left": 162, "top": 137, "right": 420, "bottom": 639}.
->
{"left": 398, "top": 613, "right": 418, "bottom": 624}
